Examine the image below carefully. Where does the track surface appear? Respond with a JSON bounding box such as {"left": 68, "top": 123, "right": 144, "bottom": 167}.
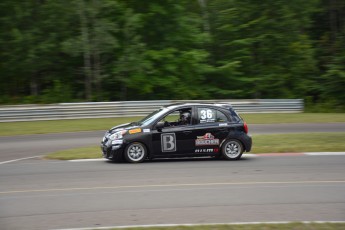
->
{"left": 0, "top": 123, "right": 344, "bottom": 229}
{"left": 1, "top": 155, "right": 345, "bottom": 230}
{"left": 1, "top": 123, "right": 345, "bottom": 162}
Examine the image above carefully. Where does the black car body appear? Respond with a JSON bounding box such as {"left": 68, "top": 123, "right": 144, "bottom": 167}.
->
{"left": 101, "top": 103, "right": 252, "bottom": 163}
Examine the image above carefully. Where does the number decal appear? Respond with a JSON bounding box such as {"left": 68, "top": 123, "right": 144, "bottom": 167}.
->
{"left": 200, "top": 109, "right": 213, "bottom": 119}
{"left": 206, "top": 109, "right": 213, "bottom": 119}
{"left": 200, "top": 110, "right": 207, "bottom": 120}
{"left": 199, "top": 109, "right": 215, "bottom": 123}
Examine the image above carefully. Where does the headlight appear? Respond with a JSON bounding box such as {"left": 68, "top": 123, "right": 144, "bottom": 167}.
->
{"left": 109, "top": 130, "right": 127, "bottom": 140}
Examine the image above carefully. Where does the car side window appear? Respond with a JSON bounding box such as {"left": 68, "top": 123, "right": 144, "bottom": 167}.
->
{"left": 216, "top": 110, "right": 228, "bottom": 122}
{"left": 159, "top": 108, "right": 192, "bottom": 127}
{"left": 197, "top": 108, "right": 228, "bottom": 124}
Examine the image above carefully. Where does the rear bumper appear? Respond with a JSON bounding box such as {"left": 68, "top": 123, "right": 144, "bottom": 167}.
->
{"left": 243, "top": 134, "right": 252, "bottom": 152}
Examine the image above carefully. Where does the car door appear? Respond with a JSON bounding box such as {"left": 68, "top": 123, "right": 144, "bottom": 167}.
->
{"left": 151, "top": 107, "right": 195, "bottom": 156}
{"left": 191, "top": 107, "right": 231, "bottom": 154}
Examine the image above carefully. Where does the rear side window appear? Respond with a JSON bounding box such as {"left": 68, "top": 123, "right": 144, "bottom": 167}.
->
{"left": 197, "top": 108, "right": 229, "bottom": 124}
{"left": 216, "top": 110, "right": 228, "bottom": 122}
{"left": 229, "top": 108, "right": 241, "bottom": 122}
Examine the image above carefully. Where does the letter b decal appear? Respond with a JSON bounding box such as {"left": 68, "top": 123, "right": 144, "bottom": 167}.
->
{"left": 161, "top": 133, "right": 176, "bottom": 152}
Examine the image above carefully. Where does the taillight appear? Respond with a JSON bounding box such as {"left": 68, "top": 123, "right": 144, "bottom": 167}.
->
{"left": 243, "top": 122, "right": 248, "bottom": 134}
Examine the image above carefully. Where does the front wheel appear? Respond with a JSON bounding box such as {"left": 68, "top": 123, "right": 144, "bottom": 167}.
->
{"left": 124, "top": 142, "right": 147, "bottom": 163}
{"left": 222, "top": 139, "right": 243, "bottom": 160}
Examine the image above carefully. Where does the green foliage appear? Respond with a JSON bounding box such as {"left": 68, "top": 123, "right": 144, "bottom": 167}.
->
{"left": 0, "top": 0, "right": 344, "bottom": 109}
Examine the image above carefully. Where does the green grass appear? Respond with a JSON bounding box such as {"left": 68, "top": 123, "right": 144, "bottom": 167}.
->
{"left": 1, "top": 113, "right": 345, "bottom": 136}
{"left": 44, "top": 146, "right": 101, "bottom": 160}
{"left": 106, "top": 223, "right": 345, "bottom": 230}
{"left": 0, "top": 117, "right": 143, "bottom": 136}
{"left": 45, "top": 133, "right": 345, "bottom": 160}
{"left": 251, "top": 132, "right": 345, "bottom": 153}
{"left": 240, "top": 113, "right": 345, "bottom": 124}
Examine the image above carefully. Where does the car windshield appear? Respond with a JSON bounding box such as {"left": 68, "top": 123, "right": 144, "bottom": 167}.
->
{"left": 138, "top": 108, "right": 168, "bottom": 126}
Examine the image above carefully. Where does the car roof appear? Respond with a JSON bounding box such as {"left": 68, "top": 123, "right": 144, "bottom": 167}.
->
{"left": 163, "top": 102, "right": 233, "bottom": 110}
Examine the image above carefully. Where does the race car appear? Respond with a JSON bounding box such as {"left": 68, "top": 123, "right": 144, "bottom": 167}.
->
{"left": 101, "top": 103, "right": 252, "bottom": 163}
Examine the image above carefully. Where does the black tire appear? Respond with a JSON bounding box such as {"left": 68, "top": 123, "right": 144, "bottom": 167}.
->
{"left": 222, "top": 139, "right": 243, "bottom": 160}
{"left": 124, "top": 142, "right": 147, "bottom": 163}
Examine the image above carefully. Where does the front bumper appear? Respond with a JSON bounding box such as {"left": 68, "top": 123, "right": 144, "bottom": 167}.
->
{"left": 101, "top": 143, "right": 125, "bottom": 160}
{"left": 100, "top": 134, "right": 126, "bottom": 160}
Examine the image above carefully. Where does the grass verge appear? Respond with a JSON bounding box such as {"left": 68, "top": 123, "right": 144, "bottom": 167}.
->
{"left": 0, "top": 117, "right": 142, "bottom": 136}
{"left": 106, "top": 223, "right": 345, "bottom": 230}
{"left": 45, "top": 146, "right": 101, "bottom": 160}
{"left": 241, "top": 113, "right": 345, "bottom": 124}
{"left": 1, "top": 113, "right": 345, "bottom": 136}
{"left": 45, "top": 132, "right": 345, "bottom": 160}
{"left": 251, "top": 132, "right": 345, "bottom": 153}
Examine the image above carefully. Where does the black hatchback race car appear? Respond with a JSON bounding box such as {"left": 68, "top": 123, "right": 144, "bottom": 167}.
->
{"left": 101, "top": 103, "right": 252, "bottom": 163}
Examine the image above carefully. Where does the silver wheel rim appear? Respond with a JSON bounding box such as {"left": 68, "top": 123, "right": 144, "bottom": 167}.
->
{"left": 127, "top": 144, "right": 145, "bottom": 162}
{"left": 224, "top": 141, "right": 242, "bottom": 158}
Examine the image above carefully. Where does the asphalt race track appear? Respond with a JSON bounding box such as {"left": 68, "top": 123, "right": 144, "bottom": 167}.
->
{"left": 1, "top": 155, "right": 345, "bottom": 230}
{"left": 0, "top": 123, "right": 345, "bottom": 230}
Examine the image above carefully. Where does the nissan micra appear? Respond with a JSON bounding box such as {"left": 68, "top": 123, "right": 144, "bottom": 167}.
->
{"left": 101, "top": 103, "right": 252, "bottom": 163}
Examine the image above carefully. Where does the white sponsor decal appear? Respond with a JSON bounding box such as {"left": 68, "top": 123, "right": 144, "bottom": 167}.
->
{"left": 143, "top": 129, "right": 150, "bottom": 133}
{"left": 195, "top": 133, "right": 219, "bottom": 146}
{"left": 196, "top": 149, "right": 212, "bottom": 153}
{"left": 161, "top": 133, "right": 176, "bottom": 152}
{"left": 219, "top": 123, "right": 228, "bottom": 127}
{"left": 112, "top": 140, "right": 123, "bottom": 145}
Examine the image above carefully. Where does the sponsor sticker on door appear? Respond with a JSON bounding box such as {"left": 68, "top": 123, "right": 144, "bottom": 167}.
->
{"left": 195, "top": 148, "right": 219, "bottom": 153}
{"left": 195, "top": 133, "right": 219, "bottom": 146}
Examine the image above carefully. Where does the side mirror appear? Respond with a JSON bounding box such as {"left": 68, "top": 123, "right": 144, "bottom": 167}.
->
{"left": 156, "top": 121, "right": 165, "bottom": 130}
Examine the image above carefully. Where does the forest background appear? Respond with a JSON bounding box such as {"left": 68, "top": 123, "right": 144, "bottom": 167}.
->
{"left": 0, "top": 0, "right": 344, "bottom": 111}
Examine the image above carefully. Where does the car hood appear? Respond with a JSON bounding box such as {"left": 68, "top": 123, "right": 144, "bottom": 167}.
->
{"left": 109, "top": 122, "right": 140, "bottom": 133}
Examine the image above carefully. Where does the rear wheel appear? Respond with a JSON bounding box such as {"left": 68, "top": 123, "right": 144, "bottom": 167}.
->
{"left": 124, "top": 142, "right": 147, "bottom": 163}
{"left": 222, "top": 139, "right": 243, "bottom": 160}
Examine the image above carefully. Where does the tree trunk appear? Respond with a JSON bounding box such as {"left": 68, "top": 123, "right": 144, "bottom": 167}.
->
{"left": 78, "top": 0, "right": 92, "bottom": 101}
{"left": 92, "top": 0, "right": 101, "bottom": 100}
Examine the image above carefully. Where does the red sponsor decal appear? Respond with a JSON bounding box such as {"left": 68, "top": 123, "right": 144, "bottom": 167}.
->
{"left": 195, "top": 133, "right": 219, "bottom": 146}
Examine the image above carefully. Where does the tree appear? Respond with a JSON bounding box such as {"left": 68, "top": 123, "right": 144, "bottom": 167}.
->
{"left": 206, "top": 0, "right": 319, "bottom": 99}
{"left": 311, "top": 0, "right": 345, "bottom": 109}
{"left": 122, "top": 0, "right": 211, "bottom": 100}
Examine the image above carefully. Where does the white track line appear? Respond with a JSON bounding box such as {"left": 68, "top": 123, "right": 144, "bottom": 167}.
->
{"left": 52, "top": 221, "right": 345, "bottom": 230}
{"left": 0, "top": 155, "right": 43, "bottom": 165}
{"left": 1, "top": 180, "right": 344, "bottom": 195}
{"left": 2, "top": 152, "right": 345, "bottom": 165}
{"left": 67, "top": 152, "right": 345, "bottom": 162}
{"left": 68, "top": 158, "right": 106, "bottom": 162}
{"left": 305, "top": 152, "right": 345, "bottom": 156}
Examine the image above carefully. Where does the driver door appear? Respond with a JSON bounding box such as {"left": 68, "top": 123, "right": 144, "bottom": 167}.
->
{"left": 151, "top": 107, "right": 195, "bottom": 156}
